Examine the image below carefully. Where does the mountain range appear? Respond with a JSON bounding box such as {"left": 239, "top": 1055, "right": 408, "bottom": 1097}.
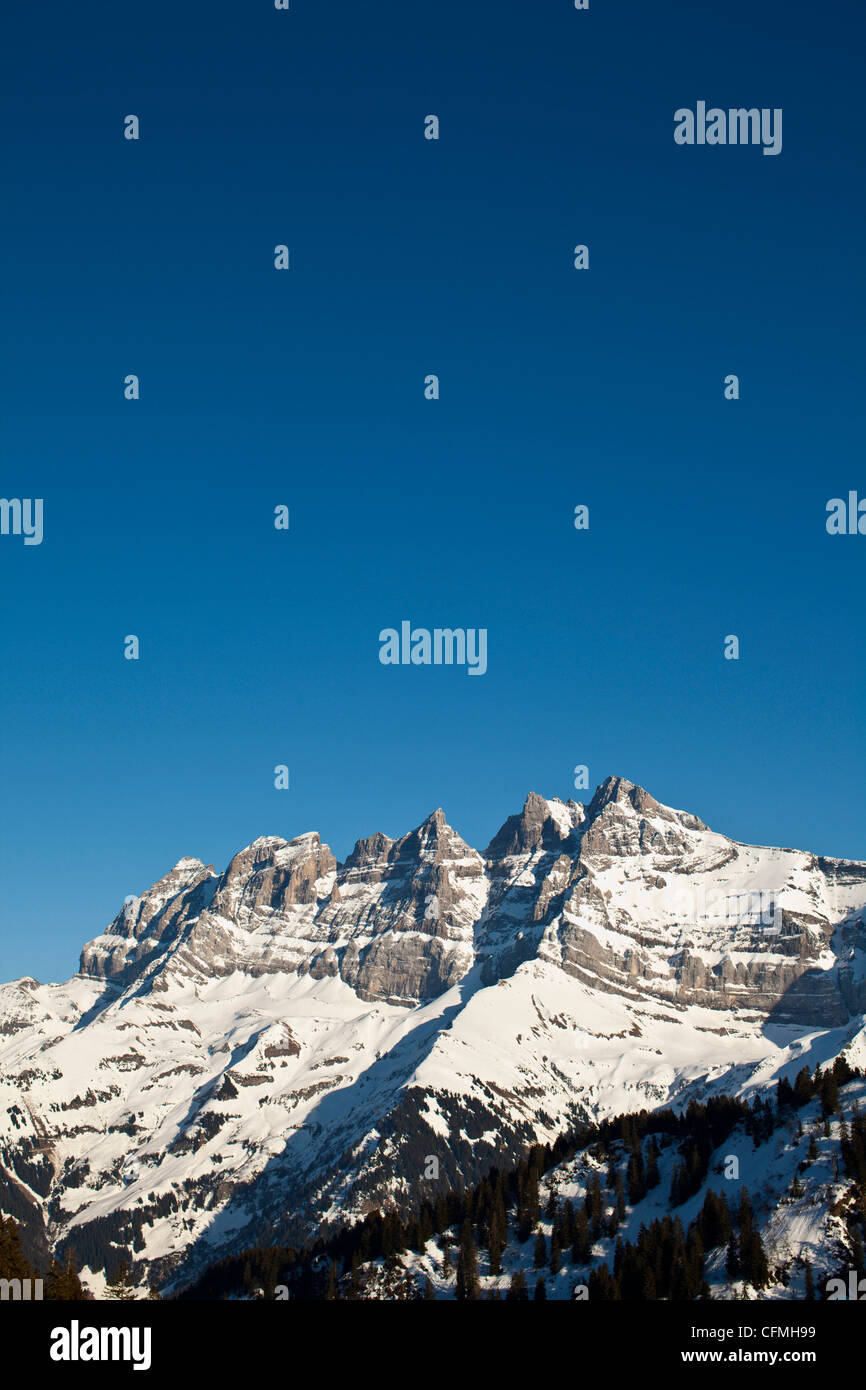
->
{"left": 1, "top": 775, "right": 865, "bottom": 1293}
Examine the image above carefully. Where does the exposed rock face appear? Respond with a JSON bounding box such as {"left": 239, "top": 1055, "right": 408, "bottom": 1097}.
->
{"left": 2, "top": 776, "right": 864, "bottom": 1291}
{"left": 539, "top": 780, "right": 859, "bottom": 1027}
{"left": 484, "top": 790, "right": 584, "bottom": 858}
{"left": 79, "top": 859, "right": 216, "bottom": 982}
{"left": 314, "top": 809, "right": 487, "bottom": 1005}
{"left": 211, "top": 835, "right": 335, "bottom": 921}
{"left": 75, "top": 777, "right": 866, "bottom": 1025}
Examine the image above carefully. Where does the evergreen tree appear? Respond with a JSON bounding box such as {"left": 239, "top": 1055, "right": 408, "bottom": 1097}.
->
{"left": 347, "top": 1253, "right": 362, "bottom": 1301}
{"left": 587, "top": 1172, "right": 603, "bottom": 1239}
{"left": 488, "top": 1192, "right": 507, "bottom": 1277}
{"left": 794, "top": 1066, "right": 814, "bottom": 1108}
{"left": 534, "top": 1276, "right": 547, "bottom": 1300}
{"left": 506, "top": 1270, "right": 529, "bottom": 1301}
{"left": 741, "top": 1229, "right": 769, "bottom": 1288}
{"left": 645, "top": 1137, "right": 661, "bottom": 1191}
{"left": 615, "top": 1172, "right": 626, "bottom": 1224}
{"left": 562, "top": 1199, "right": 576, "bottom": 1247}
{"left": 803, "top": 1260, "right": 815, "bottom": 1301}
{"left": 606, "top": 1152, "right": 617, "bottom": 1189}
{"left": 106, "top": 1258, "right": 136, "bottom": 1301}
{"left": 627, "top": 1136, "right": 646, "bottom": 1204}
{"left": 821, "top": 1070, "right": 840, "bottom": 1118}
{"left": 572, "top": 1207, "right": 590, "bottom": 1264}
{"left": 534, "top": 1231, "right": 547, "bottom": 1269}
{"left": 697, "top": 1190, "right": 731, "bottom": 1251}
{"left": 455, "top": 1220, "right": 480, "bottom": 1301}
{"left": 44, "top": 1250, "right": 85, "bottom": 1301}
{"left": 0, "top": 1217, "right": 33, "bottom": 1283}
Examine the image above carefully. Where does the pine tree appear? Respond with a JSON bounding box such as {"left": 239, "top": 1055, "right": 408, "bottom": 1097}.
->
{"left": 587, "top": 1172, "right": 603, "bottom": 1239}
{"left": 615, "top": 1171, "right": 626, "bottom": 1224}
{"left": 821, "top": 1070, "right": 840, "bottom": 1118}
{"left": 794, "top": 1066, "right": 813, "bottom": 1108}
{"left": 106, "top": 1258, "right": 136, "bottom": 1301}
{"left": 534, "top": 1231, "right": 547, "bottom": 1269}
{"left": 423, "top": 1275, "right": 435, "bottom": 1300}
{"left": 697, "top": 1190, "right": 731, "bottom": 1250}
{"left": 534, "top": 1276, "right": 547, "bottom": 1300}
{"left": 347, "top": 1253, "right": 362, "bottom": 1301}
{"left": 562, "top": 1199, "right": 576, "bottom": 1247}
{"left": 803, "top": 1260, "right": 815, "bottom": 1301}
{"left": 44, "top": 1250, "right": 85, "bottom": 1301}
{"left": 488, "top": 1192, "right": 507, "bottom": 1277}
{"left": 572, "top": 1206, "right": 590, "bottom": 1264}
{"left": 606, "top": 1152, "right": 617, "bottom": 1189}
{"left": 0, "top": 1217, "right": 34, "bottom": 1283}
{"left": 506, "top": 1270, "right": 529, "bottom": 1301}
{"left": 455, "top": 1219, "right": 480, "bottom": 1301}
{"left": 742, "top": 1228, "right": 769, "bottom": 1288}
{"left": 627, "top": 1135, "right": 646, "bottom": 1204}
{"left": 645, "top": 1137, "right": 661, "bottom": 1191}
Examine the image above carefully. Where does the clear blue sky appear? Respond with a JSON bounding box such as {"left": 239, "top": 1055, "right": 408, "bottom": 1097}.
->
{"left": 1, "top": 0, "right": 864, "bottom": 982}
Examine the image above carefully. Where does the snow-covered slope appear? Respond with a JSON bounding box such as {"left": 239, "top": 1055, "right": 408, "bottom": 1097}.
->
{"left": 345, "top": 1075, "right": 866, "bottom": 1302}
{"left": 1, "top": 777, "right": 864, "bottom": 1292}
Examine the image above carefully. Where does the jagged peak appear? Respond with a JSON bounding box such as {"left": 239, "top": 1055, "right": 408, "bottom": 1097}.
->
{"left": 485, "top": 791, "right": 583, "bottom": 860}
{"left": 584, "top": 776, "right": 708, "bottom": 832}
{"left": 219, "top": 833, "right": 332, "bottom": 883}
{"left": 586, "top": 775, "right": 642, "bottom": 811}
{"left": 120, "top": 856, "right": 213, "bottom": 915}
{"left": 342, "top": 831, "right": 395, "bottom": 871}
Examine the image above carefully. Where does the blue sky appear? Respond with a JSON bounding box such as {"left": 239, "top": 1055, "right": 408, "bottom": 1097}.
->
{"left": 1, "top": 0, "right": 864, "bottom": 982}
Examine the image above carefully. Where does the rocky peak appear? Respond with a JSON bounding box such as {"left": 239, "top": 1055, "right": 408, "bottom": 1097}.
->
{"left": 79, "top": 857, "right": 216, "bottom": 982}
{"left": 485, "top": 792, "right": 584, "bottom": 860}
{"left": 210, "top": 833, "right": 336, "bottom": 921}
{"left": 342, "top": 831, "right": 395, "bottom": 872}
{"left": 388, "top": 808, "right": 475, "bottom": 870}
{"left": 584, "top": 776, "right": 707, "bottom": 831}
{"left": 576, "top": 777, "right": 711, "bottom": 860}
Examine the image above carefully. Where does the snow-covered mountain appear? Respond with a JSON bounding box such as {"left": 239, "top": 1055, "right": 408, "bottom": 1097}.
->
{"left": 1, "top": 776, "right": 865, "bottom": 1293}
{"left": 324, "top": 1073, "right": 866, "bottom": 1303}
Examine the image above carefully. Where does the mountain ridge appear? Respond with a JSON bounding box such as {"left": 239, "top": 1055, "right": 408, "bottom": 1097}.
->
{"left": 1, "top": 776, "right": 865, "bottom": 1292}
